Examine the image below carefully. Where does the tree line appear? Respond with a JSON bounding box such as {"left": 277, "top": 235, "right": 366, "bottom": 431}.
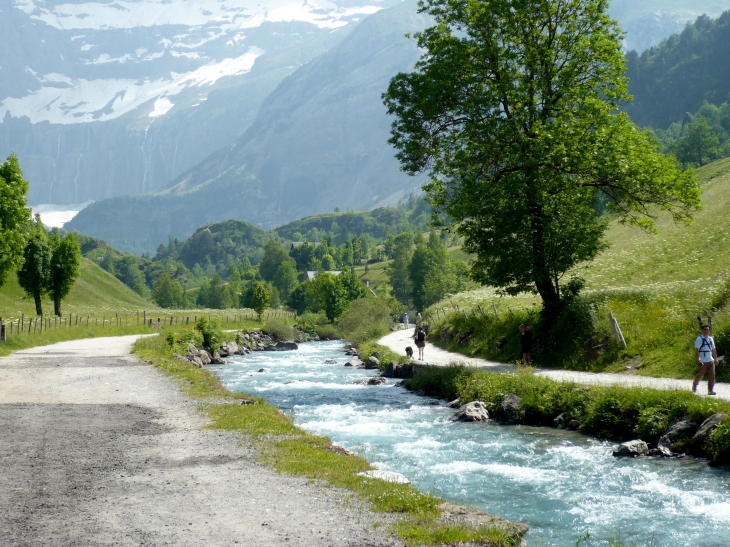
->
{"left": 0, "top": 154, "right": 81, "bottom": 316}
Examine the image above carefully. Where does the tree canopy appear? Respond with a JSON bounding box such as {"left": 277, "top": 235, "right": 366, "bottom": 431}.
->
{"left": 384, "top": 0, "right": 701, "bottom": 313}
{"left": 17, "top": 216, "right": 51, "bottom": 315}
{"left": 48, "top": 233, "right": 81, "bottom": 316}
{"left": 0, "top": 153, "right": 31, "bottom": 287}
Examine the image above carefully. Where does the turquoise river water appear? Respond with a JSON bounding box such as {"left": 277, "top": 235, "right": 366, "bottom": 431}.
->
{"left": 209, "top": 341, "right": 730, "bottom": 546}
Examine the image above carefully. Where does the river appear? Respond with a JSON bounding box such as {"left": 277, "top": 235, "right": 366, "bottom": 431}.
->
{"left": 209, "top": 340, "right": 730, "bottom": 547}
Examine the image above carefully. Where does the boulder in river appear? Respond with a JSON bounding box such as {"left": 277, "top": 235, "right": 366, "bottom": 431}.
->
{"left": 495, "top": 394, "right": 522, "bottom": 424}
{"left": 344, "top": 359, "right": 363, "bottom": 367}
{"left": 656, "top": 417, "right": 699, "bottom": 455}
{"left": 365, "top": 356, "right": 380, "bottom": 369}
{"left": 198, "top": 350, "right": 212, "bottom": 365}
{"left": 451, "top": 401, "right": 490, "bottom": 422}
{"left": 355, "top": 377, "right": 388, "bottom": 386}
{"left": 447, "top": 398, "right": 461, "bottom": 408}
{"left": 613, "top": 440, "right": 649, "bottom": 457}
{"left": 691, "top": 413, "right": 727, "bottom": 453}
{"left": 358, "top": 470, "right": 410, "bottom": 484}
{"left": 263, "top": 341, "right": 299, "bottom": 351}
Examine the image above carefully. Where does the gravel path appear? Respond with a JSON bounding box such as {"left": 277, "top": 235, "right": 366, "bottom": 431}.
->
{"left": 0, "top": 336, "right": 402, "bottom": 547}
{"left": 379, "top": 329, "right": 730, "bottom": 401}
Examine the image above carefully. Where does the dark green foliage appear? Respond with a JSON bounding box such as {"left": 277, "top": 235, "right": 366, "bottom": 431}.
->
{"left": 197, "top": 275, "right": 233, "bottom": 309}
{"left": 272, "top": 262, "right": 299, "bottom": 300}
{"left": 384, "top": 0, "right": 700, "bottom": 315}
{"left": 48, "top": 233, "right": 81, "bottom": 316}
{"left": 17, "top": 217, "right": 51, "bottom": 315}
{"left": 195, "top": 317, "right": 223, "bottom": 352}
{"left": 174, "top": 220, "right": 269, "bottom": 271}
{"left": 263, "top": 318, "right": 296, "bottom": 341}
{"left": 153, "top": 273, "right": 186, "bottom": 308}
{"left": 0, "top": 153, "right": 30, "bottom": 287}
{"left": 408, "top": 232, "right": 466, "bottom": 311}
{"left": 259, "top": 240, "right": 295, "bottom": 281}
{"left": 625, "top": 12, "right": 730, "bottom": 128}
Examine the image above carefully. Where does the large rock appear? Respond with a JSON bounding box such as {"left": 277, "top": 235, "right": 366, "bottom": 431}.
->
{"left": 447, "top": 398, "right": 461, "bottom": 409}
{"left": 198, "top": 350, "right": 212, "bottom": 365}
{"left": 691, "top": 413, "right": 728, "bottom": 452}
{"left": 210, "top": 351, "right": 227, "bottom": 365}
{"left": 365, "top": 356, "right": 381, "bottom": 369}
{"left": 219, "top": 341, "right": 240, "bottom": 356}
{"left": 451, "top": 401, "right": 490, "bottom": 422}
{"left": 613, "top": 440, "right": 649, "bottom": 457}
{"left": 357, "top": 470, "right": 410, "bottom": 484}
{"left": 495, "top": 394, "right": 523, "bottom": 424}
{"left": 266, "top": 341, "right": 299, "bottom": 351}
{"left": 187, "top": 343, "right": 201, "bottom": 357}
{"left": 657, "top": 417, "right": 699, "bottom": 454}
{"left": 437, "top": 502, "right": 529, "bottom": 538}
{"left": 344, "top": 359, "right": 363, "bottom": 368}
{"left": 393, "top": 362, "right": 414, "bottom": 379}
{"left": 355, "top": 377, "right": 388, "bottom": 386}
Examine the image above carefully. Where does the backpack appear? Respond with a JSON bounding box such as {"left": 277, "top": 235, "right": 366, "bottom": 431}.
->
{"left": 697, "top": 336, "right": 714, "bottom": 358}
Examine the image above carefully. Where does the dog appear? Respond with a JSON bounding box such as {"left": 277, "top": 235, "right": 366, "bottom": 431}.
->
{"left": 405, "top": 346, "right": 413, "bottom": 359}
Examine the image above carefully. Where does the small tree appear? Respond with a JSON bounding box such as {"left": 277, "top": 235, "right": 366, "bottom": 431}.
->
{"left": 0, "top": 153, "right": 31, "bottom": 287}
{"left": 153, "top": 273, "right": 184, "bottom": 308}
{"left": 250, "top": 281, "right": 271, "bottom": 321}
{"left": 17, "top": 217, "right": 51, "bottom": 315}
{"left": 48, "top": 233, "right": 81, "bottom": 316}
{"left": 673, "top": 116, "right": 720, "bottom": 166}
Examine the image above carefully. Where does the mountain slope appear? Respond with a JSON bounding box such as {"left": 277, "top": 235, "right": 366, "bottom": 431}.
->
{"left": 66, "top": 0, "right": 430, "bottom": 253}
{"left": 625, "top": 11, "right": 730, "bottom": 128}
{"left": 0, "top": 0, "right": 391, "bottom": 205}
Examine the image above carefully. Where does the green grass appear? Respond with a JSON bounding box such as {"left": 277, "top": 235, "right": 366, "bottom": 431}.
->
{"left": 354, "top": 260, "right": 391, "bottom": 292}
{"left": 133, "top": 330, "right": 524, "bottom": 546}
{"left": 0, "top": 258, "right": 156, "bottom": 321}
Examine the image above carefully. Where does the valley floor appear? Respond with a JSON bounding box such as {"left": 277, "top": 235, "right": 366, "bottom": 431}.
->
{"left": 378, "top": 330, "right": 730, "bottom": 401}
{"left": 0, "top": 336, "right": 401, "bottom": 547}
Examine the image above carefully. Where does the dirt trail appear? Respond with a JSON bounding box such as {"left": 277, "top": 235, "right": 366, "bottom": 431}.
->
{"left": 0, "top": 336, "right": 401, "bottom": 547}
{"left": 379, "top": 329, "right": 730, "bottom": 400}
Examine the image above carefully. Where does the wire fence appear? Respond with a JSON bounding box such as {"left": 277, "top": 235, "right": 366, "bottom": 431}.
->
{"left": 0, "top": 309, "right": 297, "bottom": 343}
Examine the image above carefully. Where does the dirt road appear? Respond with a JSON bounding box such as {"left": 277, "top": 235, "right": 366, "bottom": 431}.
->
{"left": 0, "top": 336, "right": 401, "bottom": 547}
{"left": 379, "top": 329, "right": 730, "bottom": 400}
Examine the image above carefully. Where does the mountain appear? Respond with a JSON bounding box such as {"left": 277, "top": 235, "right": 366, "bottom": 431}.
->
{"left": 65, "top": 0, "right": 430, "bottom": 253}
{"left": 625, "top": 11, "right": 730, "bottom": 128}
{"left": 609, "top": 0, "right": 730, "bottom": 53}
{"left": 0, "top": 0, "right": 396, "bottom": 205}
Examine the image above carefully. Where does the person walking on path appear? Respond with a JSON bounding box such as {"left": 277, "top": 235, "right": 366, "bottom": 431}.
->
{"left": 519, "top": 324, "right": 533, "bottom": 365}
{"left": 693, "top": 324, "right": 718, "bottom": 395}
{"left": 416, "top": 312, "right": 422, "bottom": 324}
{"left": 414, "top": 326, "right": 426, "bottom": 361}
{"left": 404, "top": 313, "right": 410, "bottom": 329}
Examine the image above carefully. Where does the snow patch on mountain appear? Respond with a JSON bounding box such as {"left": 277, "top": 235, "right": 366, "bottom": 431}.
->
{"left": 0, "top": 48, "right": 263, "bottom": 124}
{"left": 14, "top": 0, "right": 383, "bottom": 31}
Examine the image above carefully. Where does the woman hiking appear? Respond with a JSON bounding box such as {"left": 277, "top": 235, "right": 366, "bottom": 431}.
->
{"left": 414, "top": 326, "right": 426, "bottom": 361}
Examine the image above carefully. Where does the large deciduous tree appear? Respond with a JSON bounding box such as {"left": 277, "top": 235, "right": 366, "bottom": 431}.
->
{"left": 48, "top": 233, "right": 81, "bottom": 316}
{"left": 17, "top": 216, "right": 52, "bottom": 315}
{"left": 383, "top": 0, "right": 700, "bottom": 316}
{"left": 0, "top": 153, "right": 31, "bottom": 287}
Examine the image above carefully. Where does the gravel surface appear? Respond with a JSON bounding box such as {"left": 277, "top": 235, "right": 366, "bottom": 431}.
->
{"left": 0, "top": 336, "right": 403, "bottom": 547}
{"left": 379, "top": 329, "right": 730, "bottom": 400}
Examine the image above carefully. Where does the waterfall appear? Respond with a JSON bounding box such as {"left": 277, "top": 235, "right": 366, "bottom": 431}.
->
{"left": 141, "top": 122, "right": 153, "bottom": 192}
{"left": 73, "top": 153, "right": 83, "bottom": 202}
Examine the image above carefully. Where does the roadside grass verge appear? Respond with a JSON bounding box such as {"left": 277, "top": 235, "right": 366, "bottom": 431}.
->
{"left": 133, "top": 329, "right": 523, "bottom": 547}
{"left": 406, "top": 366, "right": 730, "bottom": 464}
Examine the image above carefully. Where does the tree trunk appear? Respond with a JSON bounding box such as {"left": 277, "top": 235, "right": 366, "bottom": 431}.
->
{"left": 528, "top": 197, "right": 561, "bottom": 314}
{"left": 54, "top": 293, "right": 62, "bottom": 317}
{"left": 33, "top": 292, "right": 43, "bottom": 316}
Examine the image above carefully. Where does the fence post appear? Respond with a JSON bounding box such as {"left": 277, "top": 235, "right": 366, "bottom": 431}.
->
{"left": 608, "top": 312, "right": 627, "bottom": 348}
{"left": 0, "top": 318, "right": 5, "bottom": 343}
{"left": 492, "top": 302, "right": 500, "bottom": 321}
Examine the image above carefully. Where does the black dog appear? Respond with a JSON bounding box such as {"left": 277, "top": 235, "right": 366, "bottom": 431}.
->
{"left": 405, "top": 346, "right": 413, "bottom": 359}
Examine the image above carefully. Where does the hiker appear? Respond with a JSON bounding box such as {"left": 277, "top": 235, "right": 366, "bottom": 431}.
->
{"left": 518, "top": 324, "right": 532, "bottom": 365}
{"left": 416, "top": 312, "right": 422, "bottom": 323}
{"left": 414, "top": 326, "right": 426, "bottom": 361}
{"left": 404, "top": 313, "right": 410, "bottom": 329}
{"left": 693, "top": 324, "right": 718, "bottom": 395}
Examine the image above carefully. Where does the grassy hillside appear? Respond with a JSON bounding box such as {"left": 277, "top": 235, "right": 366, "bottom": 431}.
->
{"left": 0, "top": 258, "right": 157, "bottom": 322}
{"left": 418, "top": 158, "right": 730, "bottom": 379}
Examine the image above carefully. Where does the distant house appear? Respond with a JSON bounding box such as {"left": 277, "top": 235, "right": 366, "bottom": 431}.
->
{"left": 291, "top": 242, "right": 321, "bottom": 251}
{"left": 304, "top": 270, "right": 342, "bottom": 281}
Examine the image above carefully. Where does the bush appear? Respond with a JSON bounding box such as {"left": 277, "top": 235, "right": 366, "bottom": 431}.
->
{"left": 164, "top": 329, "right": 203, "bottom": 355}
{"left": 297, "top": 312, "right": 329, "bottom": 334}
{"left": 263, "top": 318, "right": 296, "bottom": 341}
{"left": 338, "top": 297, "right": 394, "bottom": 345}
{"left": 316, "top": 324, "right": 341, "bottom": 340}
{"left": 195, "top": 317, "right": 223, "bottom": 351}
{"left": 705, "top": 417, "right": 730, "bottom": 464}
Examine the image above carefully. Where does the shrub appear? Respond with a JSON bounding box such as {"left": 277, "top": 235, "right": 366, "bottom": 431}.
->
{"left": 315, "top": 324, "right": 341, "bottom": 340}
{"left": 297, "top": 312, "right": 329, "bottom": 334}
{"left": 195, "top": 317, "right": 223, "bottom": 352}
{"left": 164, "top": 329, "right": 203, "bottom": 355}
{"left": 705, "top": 417, "right": 730, "bottom": 464}
{"left": 338, "top": 297, "right": 394, "bottom": 345}
{"left": 263, "top": 318, "right": 296, "bottom": 341}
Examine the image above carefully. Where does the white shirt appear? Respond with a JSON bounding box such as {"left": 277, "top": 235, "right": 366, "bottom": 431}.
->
{"left": 695, "top": 335, "right": 716, "bottom": 362}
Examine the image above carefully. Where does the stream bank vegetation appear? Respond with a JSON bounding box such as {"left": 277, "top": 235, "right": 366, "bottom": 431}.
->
{"left": 405, "top": 366, "right": 730, "bottom": 466}
{"left": 134, "top": 327, "right": 527, "bottom": 547}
